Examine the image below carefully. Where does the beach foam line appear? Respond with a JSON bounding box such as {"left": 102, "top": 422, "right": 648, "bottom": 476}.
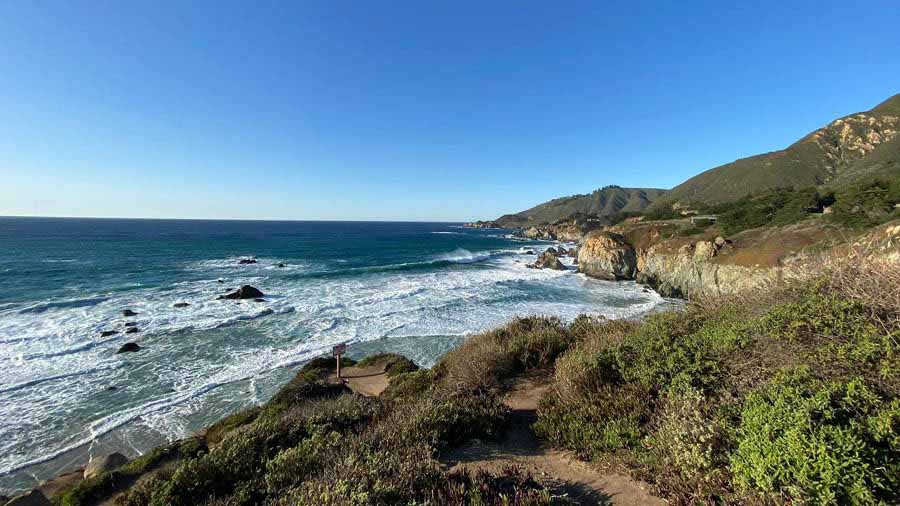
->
{"left": 0, "top": 340, "right": 341, "bottom": 477}
{"left": 0, "top": 364, "right": 124, "bottom": 395}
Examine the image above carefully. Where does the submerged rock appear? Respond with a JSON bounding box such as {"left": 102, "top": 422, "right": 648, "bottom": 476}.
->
{"left": 84, "top": 452, "right": 128, "bottom": 479}
{"left": 173, "top": 302, "right": 190, "bottom": 308}
{"left": 100, "top": 330, "right": 118, "bottom": 337}
{"left": 124, "top": 322, "right": 137, "bottom": 327}
{"left": 577, "top": 231, "right": 637, "bottom": 280}
{"left": 122, "top": 309, "right": 138, "bottom": 317}
{"left": 276, "top": 263, "right": 286, "bottom": 268}
{"left": 253, "top": 298, "right": 266, "bottom": 302}
{"left": 219, "top": 285, "right": 265, "bottom": 300}
{"left": 237, "top": 259, "right": 257, "bottom": 265}
{"left": 125, "top": 327, "right": 139, "bottom": 334}
{"left": 116, "top": 342, "right": 141, "bottom": 354}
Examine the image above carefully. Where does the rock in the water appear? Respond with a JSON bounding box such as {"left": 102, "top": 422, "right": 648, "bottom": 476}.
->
{"left": 122, "top": 309, "right": 138, "bottom": 317}
{"left": 5, "top": 489, "right": 51, "bottom": 506}
{"left": 635, "top": 271, "right": 657, "bottom": 285}
{"left": 173, "top": 302, "right": 190, "bottom": 308}
{"left": 577, "top": 231, "right": 637, "bottom": 280}
{"left": 124, "top": 322, "right": 137, "bottom": 327}
{"left": 568, "top": 247, "right": 578, "bottom": 258}
{"left": 100, "top": 330, "right": 118, "bottom": 337}
{"left": 276, "top": 263, "right": 286, "bottom": 268}
{"left": 217, "top": 279, "right": 225, "bottom": 283}
{"left": 556, "top": 246, "right": 568, "bottom": 255}
{"left": 83, "top": 452, "right": 128, "bottom": 479}
{"left": 714, "top": 236, "right": 727, "bottom": 248}
{"left": 237, "top": 259, "right": 257, "bottom": 265}
{"left": 253, "top": 298, "right": 266, "bottom": 302}
{"left": 657, "top": 282, "right": 683, "bottom": 298}
{"left": 532, "top": 251, "right": 566, "bottom": 270}
{"left": 218, "top": 285, "right": 265, "bottom": 300}
{"left": 125, "top": 327, "right": 139, "bottom": 334}
{"left": 116, "top": 342, "right": 141, "bottom": 354}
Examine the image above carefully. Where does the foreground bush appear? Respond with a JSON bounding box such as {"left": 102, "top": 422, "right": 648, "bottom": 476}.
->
{"left": 536, "top": 254, "right": 900, "bottom": 504}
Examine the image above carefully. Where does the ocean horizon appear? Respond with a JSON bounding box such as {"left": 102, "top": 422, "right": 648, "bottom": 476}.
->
{"left": 0, "top": 217, "right": 674, "bottom": 494}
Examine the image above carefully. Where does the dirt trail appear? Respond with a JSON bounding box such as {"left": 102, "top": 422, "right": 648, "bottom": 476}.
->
{"left": 327, "top": 363, "right": 390, "bottom": 397}
{"left": 443, "top": 374, "right": 666, "bottom": 506}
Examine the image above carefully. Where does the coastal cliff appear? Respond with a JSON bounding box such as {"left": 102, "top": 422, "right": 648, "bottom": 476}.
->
{"left": 575, "top": 218, "right": 900, "bottom": 299}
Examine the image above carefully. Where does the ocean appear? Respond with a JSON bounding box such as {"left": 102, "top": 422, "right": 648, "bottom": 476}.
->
{"left": 0, "top": 217, "right": 673, "bottom": 493}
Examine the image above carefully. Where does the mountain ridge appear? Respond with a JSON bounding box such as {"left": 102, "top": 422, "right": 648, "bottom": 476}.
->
{"left": 492, "top": 186, "right": 667, "bottom": 227}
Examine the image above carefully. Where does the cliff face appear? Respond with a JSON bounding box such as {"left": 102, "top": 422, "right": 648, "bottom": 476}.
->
{"left": 636, "top": 244, "right": 783, "bottom": 298}
{"left": 576, "top": 219, "right": 900, "bottom": 299}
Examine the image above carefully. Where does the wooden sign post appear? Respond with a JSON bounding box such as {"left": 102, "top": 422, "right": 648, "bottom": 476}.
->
{"left": 333, "top": 343, "right": 348, "bottom": 379}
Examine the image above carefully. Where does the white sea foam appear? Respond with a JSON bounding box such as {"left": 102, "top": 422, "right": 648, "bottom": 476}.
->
{"left": 0, "top": 244, "right": 671, "bottom": 484}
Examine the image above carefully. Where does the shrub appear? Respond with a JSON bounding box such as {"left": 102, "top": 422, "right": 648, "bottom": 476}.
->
{"left": 730, "top": 370, "right": 900, "bottom": 504}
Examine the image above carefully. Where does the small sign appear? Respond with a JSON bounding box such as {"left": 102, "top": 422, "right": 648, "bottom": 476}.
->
{"left": 332, "top": 343, "right": 347, "bottom": 357}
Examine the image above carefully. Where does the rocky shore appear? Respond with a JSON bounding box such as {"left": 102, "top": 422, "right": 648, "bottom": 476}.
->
{"left": 489, "top": 218, "right": 900, "bottom": 300}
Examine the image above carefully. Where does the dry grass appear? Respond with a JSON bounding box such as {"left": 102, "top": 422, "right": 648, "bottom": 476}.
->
{"left": 821, "top": 242, "right": 900, "bottom": 335}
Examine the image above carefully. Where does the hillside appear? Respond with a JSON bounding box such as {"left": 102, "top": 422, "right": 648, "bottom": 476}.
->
{"left": 494, "top": 186, "right": 667, "bottom": 227}
{"left": 651, "top": 93, "right": 900, "bottom": 209}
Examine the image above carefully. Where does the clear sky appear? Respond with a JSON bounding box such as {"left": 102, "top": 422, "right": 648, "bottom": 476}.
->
{"left": 1, "top": 1, "right": 898, "bottom": 221}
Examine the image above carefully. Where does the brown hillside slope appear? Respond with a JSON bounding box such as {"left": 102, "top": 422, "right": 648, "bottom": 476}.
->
{"left": 652, "top": 93, "right": 900, "bottom": 209}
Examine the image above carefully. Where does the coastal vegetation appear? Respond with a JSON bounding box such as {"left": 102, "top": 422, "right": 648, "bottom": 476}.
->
{"left": 43, "top": 247, "right": 900, "bottom": 506}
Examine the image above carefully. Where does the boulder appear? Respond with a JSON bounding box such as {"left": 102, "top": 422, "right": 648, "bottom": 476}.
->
{"left": 714, "top": 236, "right": 727, "bottom": 248}
{"left": 122, "top": 310, "right": 138, "bottom": 317}
{"left": 124, "top": 322, "right": 137, "bottom": 327}
{"left": 635, "top": 271, "right": 657, "bottom": 285}
{"left": 100, "top": 330, "right": 118, "bottom": 337}
{"left": 83, "top": 452, "right": 128, "bottom": 479}
{"left": 694, "top": 240, "right": 717, "bottom": 260}
{"left": 218, "top": 285, "right": 265, "bottom": 300}
{"left": 237, "top": 259, "right": 257, "bottom": 265}
{"left": 116, "top": 343, "right": 141, "bottom": 354}
{"left": 568, "top": 247, "right": 578, "bottom": 258}
{"left": 125, "top": 327, "right": 139, "bottom": 334}
{"left": 532, "top": 251, "right": 566, "bottom": 270}
{"left": 657, "top": 282, "right": 683, "bottom": 298}
{"left": 276, "top": 263, "right": 286, "bottom": 268}
{"left": 577, "top": 231, "right": 637, "bottom": 280}
{"left": 556, "top": 246, "right": 568, "bottom": 255}
{"left": 173, "top": 302, "right": 190, "bottom": 308}
{"left": 5, "top": 490, "right": 51, "bottom": 506}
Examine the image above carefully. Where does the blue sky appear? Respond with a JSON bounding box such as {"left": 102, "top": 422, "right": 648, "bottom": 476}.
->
{"left": 1, "top": 1, "right": 898, "bottom": 221}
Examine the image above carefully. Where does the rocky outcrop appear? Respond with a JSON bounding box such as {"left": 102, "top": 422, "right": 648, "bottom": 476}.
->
{"left": 577, "top": 231, "right": 783, "bottom": 298}
{"left": 84, "top": 453, "right": 128, "bottom": 479}
{"left": 637, "top": 242, "right": 781, "bottom": 299}
{"left": 530, "top": 250, "right": 566, "bottom": 270}
{"left": 577, "top": 231, "right": 637, "bottom": 280}
{"left": 219, "top": 285, "right": 265, "bottom": 300}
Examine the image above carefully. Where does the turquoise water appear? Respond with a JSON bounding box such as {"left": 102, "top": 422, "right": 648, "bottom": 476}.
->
{"left": 0, "top": 217, "right": 670, "bottom": 493}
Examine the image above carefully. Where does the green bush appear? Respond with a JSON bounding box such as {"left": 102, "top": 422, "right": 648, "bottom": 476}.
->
{"left": 730, "top": 370, "right": 900, "bottom": 504}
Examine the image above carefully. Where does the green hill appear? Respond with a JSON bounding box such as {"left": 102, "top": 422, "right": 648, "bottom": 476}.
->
{"left": 651, "top": 93, "right": 900, "bottom": 210}
{"left": 494, "top": 185, "right": 667, "bottom": 226}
